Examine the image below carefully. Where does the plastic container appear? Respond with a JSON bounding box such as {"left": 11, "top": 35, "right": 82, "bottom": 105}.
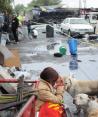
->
{"left": 59, "top": 46, "right": 66, "bottom": 55}
{"left": 68, "top": 38, "right": 77, "bottom": 55}
{"left": 46, "top": 25, "right": 54, "bottom": 38}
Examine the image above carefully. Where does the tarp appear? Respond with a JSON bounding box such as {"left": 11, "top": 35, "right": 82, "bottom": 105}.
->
{"left": 0, "top": 45, "right": 14, "bottom": 59}
{"left": 4, "top": 49, "right": 21, "bottom": 67}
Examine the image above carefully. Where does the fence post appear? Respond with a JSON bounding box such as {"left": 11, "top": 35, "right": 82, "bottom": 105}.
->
{"left": 17, "top": 75, "right": 24, "bottom": 110}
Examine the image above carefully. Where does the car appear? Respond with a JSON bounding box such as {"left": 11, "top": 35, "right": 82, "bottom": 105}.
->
{"left": 60, "top": 17, "right": 94, "bottom": 36}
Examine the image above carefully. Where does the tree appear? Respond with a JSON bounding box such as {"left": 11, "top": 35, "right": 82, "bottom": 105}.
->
{"left": 28, "top": 0, "right": 61, "bottom": 7}
{"left": 0, "top": 0, "right": 13, "bottom": 13}
{"left": 15, "top": 4, "right": 25, "bottom": 14}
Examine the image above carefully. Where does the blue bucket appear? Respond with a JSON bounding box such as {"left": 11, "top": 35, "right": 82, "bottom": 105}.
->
{"left": 68, "top": 38, "right": 77, "bottom": 55}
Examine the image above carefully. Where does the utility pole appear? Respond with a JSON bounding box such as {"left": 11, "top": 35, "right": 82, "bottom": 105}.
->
{"left": 13, "top": 0, "right": 15, "bottom": 9}
{"left": 79, "top": 0, "right": 81, "bottom": 16}
{"left": 79, "top": 0, "right": 81, "bottom": 9}
{"left": 12, "top": 0, "right": 17, "bottom": 15}
{"left": 83, "top": 0, "right": 86, "bottom": 15}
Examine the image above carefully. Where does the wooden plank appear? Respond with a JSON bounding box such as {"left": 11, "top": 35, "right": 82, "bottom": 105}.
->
{"left": 4, "top": 49, "right": 21, "bottom": 67}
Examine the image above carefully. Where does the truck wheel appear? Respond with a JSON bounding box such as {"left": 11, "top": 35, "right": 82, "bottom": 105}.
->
{"left": 68, "top": 30, "right": 71, "bottom": 37}
{"left": 61, "top": 28, "right": 64, "bottom": 34}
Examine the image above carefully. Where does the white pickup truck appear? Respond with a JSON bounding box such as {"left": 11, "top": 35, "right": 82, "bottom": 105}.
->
{"left": 81, "top": 12, "right": 98, "bottom": 33}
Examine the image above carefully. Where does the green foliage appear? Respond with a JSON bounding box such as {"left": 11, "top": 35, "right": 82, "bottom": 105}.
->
{"left": 28, "top": 0, "right": 61, "bottom": 7}
{"left": 15, "top": 4, "right": 25, "bottom": 14}
{"left": 0, "top": 0, "right": 13, "bottom": 13}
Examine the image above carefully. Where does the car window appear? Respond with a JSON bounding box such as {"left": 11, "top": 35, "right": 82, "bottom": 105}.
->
{"left": 64, "top": 19, "right": 69, "bottom": 23}
{"left": 70, "top": 19, "right": 89, "bottom": 24}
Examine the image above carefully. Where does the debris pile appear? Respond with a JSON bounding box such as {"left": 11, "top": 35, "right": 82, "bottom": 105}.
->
{"left": 0, "top": 65, "right": 33, "bottom": 94}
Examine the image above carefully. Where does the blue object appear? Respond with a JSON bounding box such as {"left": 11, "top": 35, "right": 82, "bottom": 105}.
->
{"left": 71, "top": 54, "right": 78, "bottom": 60}
{"left": 69, "top": 59, "right": 78, "bottom": 70}
{"left": 68, "top": 38, "right": 77, "bottom": 55}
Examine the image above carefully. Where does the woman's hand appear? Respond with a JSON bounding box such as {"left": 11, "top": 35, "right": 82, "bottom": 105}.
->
{"left": 55, "top": 77, "right": 65, "bottom": 96}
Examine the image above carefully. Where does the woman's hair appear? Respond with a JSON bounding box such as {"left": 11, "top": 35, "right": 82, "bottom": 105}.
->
{"left": 40, "top": 67, "right": 59, "bottom": 81}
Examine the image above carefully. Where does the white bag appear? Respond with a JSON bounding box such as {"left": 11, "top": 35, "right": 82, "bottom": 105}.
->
{"left": 0, "top": 45, "right": 14, "bottom": 59}
{"left": 0, "top": 33, "right": 10, "bottom": 46}
{"left": 1, "top": 33, "right": 7, "bottom": 46}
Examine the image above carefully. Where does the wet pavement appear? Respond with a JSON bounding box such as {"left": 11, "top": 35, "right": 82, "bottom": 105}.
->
{"left": 7, "top": 24, "right": 98, "bottom": 117}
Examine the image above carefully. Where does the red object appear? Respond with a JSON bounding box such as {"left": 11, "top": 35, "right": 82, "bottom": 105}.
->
{"left": 39, "top": 102, "right": 66, "bottom": 117}
{"left": 0, "top": 79, "right": 38, "bottom": 83}
{"left": 17, "top": 95, "right": 36, "bottom": 117}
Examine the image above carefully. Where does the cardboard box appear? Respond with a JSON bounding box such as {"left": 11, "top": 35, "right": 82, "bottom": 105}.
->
{"left": 4, "top": 49, "right": 21, "bottom": 67}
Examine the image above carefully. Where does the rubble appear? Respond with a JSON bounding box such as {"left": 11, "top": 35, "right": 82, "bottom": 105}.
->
{"left": 0, "top": 65, "right": 33, "bottom": 94}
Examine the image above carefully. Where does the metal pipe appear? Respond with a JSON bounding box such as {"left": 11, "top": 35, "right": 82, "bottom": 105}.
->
{"left": 17, "top": 95, "right": 36, "bottom": 117}
{"left": 0, "top": 79, "right": 38, "bottom": 83}
{"left": 0, "top": 99, "right": 26, "bottom": 111}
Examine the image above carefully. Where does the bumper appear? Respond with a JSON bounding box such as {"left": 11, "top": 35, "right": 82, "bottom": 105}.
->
{"left": 71, "top": 31, "right": 94, "bottom": 37}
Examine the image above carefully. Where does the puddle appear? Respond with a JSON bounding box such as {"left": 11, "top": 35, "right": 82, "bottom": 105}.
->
{"left": 34, "top": 45, "right": 49, "bottom": 54}
{"left": 47, "top": 42, "right": 60, "bottom": 50}
{"left": 89, "top": 60, "right": 96, "bottom": 62}
{"left": 22, "top": 62, "right": 70, "bottom": 77}
{"left": 47, "top": 40, "right": 66, "bottom": 54}
{"left": 25, "top": 53, "right": 37, "bottom": 57}
{"left": 78, "top": 46, "right": 97, "bottom": 52}
{"left": 33, "top": 40, "right": 66, "bottom": 55}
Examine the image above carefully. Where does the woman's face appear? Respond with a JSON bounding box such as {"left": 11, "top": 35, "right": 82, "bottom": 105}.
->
{"left": 54, "top": 76, "right": 64, "bottom": 88}
{"left": 50, "top": 77, "right": 58, "bottom": 86}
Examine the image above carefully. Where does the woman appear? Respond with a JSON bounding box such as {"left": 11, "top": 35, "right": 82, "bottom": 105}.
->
{"left": 35, "top": 67, "right": 66, "bottom": 116}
